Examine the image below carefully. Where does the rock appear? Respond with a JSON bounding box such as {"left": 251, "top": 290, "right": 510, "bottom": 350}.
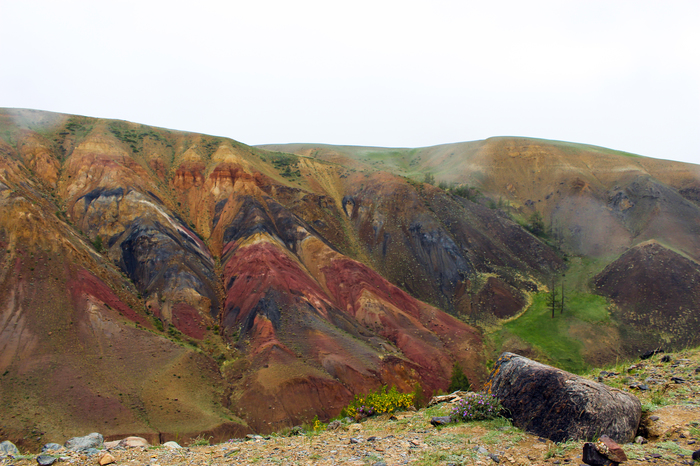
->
{"left": 98, "top": 452, "right": 116, "bottom": 465}
{"left": 104, "top": 441, "right": 120, "bottom": 449}
{"left": 65, "top": 432, "right": 104, "bottom": 451}
{"left": 485, "top": 352, "right": 641, "bottom": 443}
{"left": 640, "top": 349, "right": 664, "bottom": 360}
{"left": 660, "top": 355, "right": 671, "bottom": 363}
{"left": 692, "top": 450, "right": 700, "bottom": 461}
{"left": 596, "top": 435, "right": 627, "bottom": 462}
{"left": 475, "top": 446, "right": 489, "bottom": 455}
{"left": 634, "top": 436, "right": 647, "bottom": 444}
{"left": 671, "top": 377, "right": 686, "bottom": 384}
{"left": 428, "top": 391, "right": 469, "bottom": 406}
{"left": 36, "top": 454, "right": 57, "bottom": 465}
{"left": 430, "top": 416, "right": 452, "bottom": 426}
{"left": 326, "top": 420, "right": 342, "bottom": 431}
{"left": 695, "top": 366, "right": 700, "bottom": 374}
{"left": 349, "top": 438, "right": 361, "bottom": 444}
{"left": 0, "top": 440, "right": 20, "bottom": 457}
{"left": 488, "top": 453, "right": 500, "bottom": 463}
{"left": 162, "top": 441, "right": 182, "bottom": 449}
{"left": 582, "top": 443, "right": 615, "bottom": 466}
{"left": 41, "top": 443, "right": 63, "bottom": 452}
{"left": 117, "top": 436, "right": 150, "bottom": 448}
{"left": 649, "top": 415, "right": 660, "bottom": 421}
{"left": 84, "top": 448, "right": 101, "bottom": 456}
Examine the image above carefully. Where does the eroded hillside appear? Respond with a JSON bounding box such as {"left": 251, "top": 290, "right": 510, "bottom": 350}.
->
{"left": 0, "top": 109, "right": 564, "bottom": 446}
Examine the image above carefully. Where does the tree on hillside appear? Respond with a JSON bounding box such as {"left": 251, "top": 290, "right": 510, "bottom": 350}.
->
{"left": 448, "top": 362, "right": 471, "bottom": 393}
{"left": 527, "top": 210, "right": 546, "bottom": 237}
{"left": 423, "top": 172, "right": 435, "bottom": 185}
{"left": 548, "top": 274, "right": 560, "bottom": 318}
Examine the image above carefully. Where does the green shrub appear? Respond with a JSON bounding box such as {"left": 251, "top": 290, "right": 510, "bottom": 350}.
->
{"left": 340, "top": 385, "right": 415, "bottom": 418}
{"left": 447, "top": 362, "right": 471, "bottom": 393}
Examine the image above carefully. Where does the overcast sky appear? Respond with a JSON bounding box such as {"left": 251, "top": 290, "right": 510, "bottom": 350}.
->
{"left": 1, "top": 1, "right": 699, "bottom": 165}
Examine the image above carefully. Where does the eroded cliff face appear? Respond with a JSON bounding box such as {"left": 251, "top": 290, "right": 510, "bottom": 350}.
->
{"left": 1, "top": 109, "right": 566, "bottom": 444}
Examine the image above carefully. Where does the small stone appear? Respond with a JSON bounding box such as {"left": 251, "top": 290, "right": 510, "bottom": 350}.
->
{"left": 349, "top": 438, "right": 361, "bottom": 444}
{"left": 36, "top": 454, "right": 57, "bottom": 465}
{"left": 582, "top": 442, "right": 615, "bottom": 466}
{"left": 430, "top": 416, "right": 452, "bottom": 426}
{"left": 0, "top": 440, "right": 20, "bottom": 457}
{"left": 367, "top": 436, "right": 378, "bottom": 442}
{"left": 649, "top": 415, "right": 660, "bottom": 421}
{"left": 693, "top": 450, "right": 700, "bottom": 461}
{"left": 65, "top": 432, "right": 104, "bottom": 452}
{"left": 224, "top": 448, "right": 240, "bottom": 457}
{"left": 639, "top": 384, "right": 649, "bottom": 391}
{"left": 634, "top": 436, "right": 647, "bottom": 444}
{"left": 671, "top": 377, "right": 686, "bottom": 384}
{"left": 688, "top": 440, "right": 696, "bottom": 445}
{"left": 104, "top": 441, "right": 120, "bottom": 449}
{"left": 41, "top": 443, "right": 63, "bottom": 452}
{"left": 695, "top": 367, "right": 700, "bottom": 373}
{"left": 372, "top": 462, "right": 387, "bottom": 466}
{"left": 488, "top": 453, "right": 500, "bottom": 463}
{"left": 98, "top": 452, "right": 116, "bottom": 465}
{"left": 660, "top": 355, "right": 671, "bottom": 363}
{"left": 597, "top": 435, "right": 627, "bottom": 462}
{"left": 326, "top": 420, "right": 342, "bottom": 431}
{"left": 348, "top": 423, "right": 363, "bottom": 432}
{"left": 475, "top": 446, "right": 489, "bottom": 455}
{"left": 118, "top": 436, "right": 150, "bottom": 448}
{"left": 162, "top": 441, "right": 182, "bottom": 449}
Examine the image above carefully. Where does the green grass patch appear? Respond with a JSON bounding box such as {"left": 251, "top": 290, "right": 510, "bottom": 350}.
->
{"left": 501, "top": 292, "right": 610, "bottom": 373}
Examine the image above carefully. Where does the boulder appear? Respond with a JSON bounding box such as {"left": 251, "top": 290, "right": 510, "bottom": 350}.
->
{"left": 485, "top": 353, "right": 641, "bottom": 443}
{"left": 0, "top": 440, "right": 20, "bottom": 457}
{"left": 162, "top": 441, "right": 182, "bottom": 449}
{"left": 64, "top": 432, "right": 104, "bottom": 452}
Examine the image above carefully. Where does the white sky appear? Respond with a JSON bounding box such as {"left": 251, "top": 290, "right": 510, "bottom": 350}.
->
{"left": 1, "top": 1, "right": 699, "bottom": 165}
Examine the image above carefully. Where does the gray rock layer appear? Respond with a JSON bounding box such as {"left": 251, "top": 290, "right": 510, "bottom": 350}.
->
{"left": 486, "top": 353, "right": 641, "bottom": 443}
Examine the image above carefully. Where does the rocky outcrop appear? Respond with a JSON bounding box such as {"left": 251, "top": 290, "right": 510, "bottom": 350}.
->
{"left": 486, "top": 353, "right": 641, "bottom": 443}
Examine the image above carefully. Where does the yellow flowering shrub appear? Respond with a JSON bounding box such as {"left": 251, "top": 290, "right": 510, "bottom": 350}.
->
{"left": 341, "top": 386, "right": 415, "bottom": 418}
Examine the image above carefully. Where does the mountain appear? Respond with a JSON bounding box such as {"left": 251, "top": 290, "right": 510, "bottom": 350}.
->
{"left": 1, "top": 108, "right": 698, "bottom": 446}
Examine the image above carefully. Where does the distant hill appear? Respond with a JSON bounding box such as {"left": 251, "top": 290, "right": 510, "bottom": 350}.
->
{"left": 1, "top": 108, "right": 699, "bottom": 445}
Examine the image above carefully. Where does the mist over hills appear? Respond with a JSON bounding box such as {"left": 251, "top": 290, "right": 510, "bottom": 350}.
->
{"left": 1, "top": 108, "right": 699, "bottom": 446}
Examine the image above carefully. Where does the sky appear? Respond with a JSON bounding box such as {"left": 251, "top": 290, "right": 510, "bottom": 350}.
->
{"left": 1, "top": 0, "right": 699, "bottom": 165}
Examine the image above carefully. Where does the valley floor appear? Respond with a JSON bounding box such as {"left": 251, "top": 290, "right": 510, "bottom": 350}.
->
{"left": 3, "top": 349, "right": 700, "bottom": 466}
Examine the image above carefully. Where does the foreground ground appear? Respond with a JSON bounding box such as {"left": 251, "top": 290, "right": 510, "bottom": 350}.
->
{"left": 2, "top": 350, "right": 699, "bottom": 466}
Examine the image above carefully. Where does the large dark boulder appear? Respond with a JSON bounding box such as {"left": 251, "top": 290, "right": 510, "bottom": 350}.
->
{"left": 485, "top": 353, "right": 641, "bottom": 443}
